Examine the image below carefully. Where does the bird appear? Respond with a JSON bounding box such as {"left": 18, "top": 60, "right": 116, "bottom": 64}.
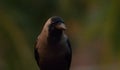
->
{"left": 34, "top": 16, "right": 72, "bottom": 70}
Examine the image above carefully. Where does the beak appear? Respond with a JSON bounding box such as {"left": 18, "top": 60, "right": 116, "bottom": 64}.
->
{"left": 55, "top": 23, "right": 67, "bottom": 30}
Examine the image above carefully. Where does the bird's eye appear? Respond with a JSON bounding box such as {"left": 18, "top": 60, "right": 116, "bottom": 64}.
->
{"left": 52, "top": 21, "right": 61, "bottom": 24}
{"left": 51, "top": 21, "right": 55, "bottom": 24}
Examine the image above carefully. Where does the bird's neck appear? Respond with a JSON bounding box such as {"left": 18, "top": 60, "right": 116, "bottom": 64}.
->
{"left": 47, "top": 29, "right": 63, "bottom": 45}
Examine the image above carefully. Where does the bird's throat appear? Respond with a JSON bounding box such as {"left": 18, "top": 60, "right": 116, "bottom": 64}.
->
{"left": 47, "top": 29, "right": 63, "bottom": 45}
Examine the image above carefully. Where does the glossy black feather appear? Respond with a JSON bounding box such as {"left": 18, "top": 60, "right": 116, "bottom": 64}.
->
{"left": 66, "top": 39, "right": 72, "bottom": 69}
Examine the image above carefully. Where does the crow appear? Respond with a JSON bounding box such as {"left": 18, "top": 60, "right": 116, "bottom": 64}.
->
{"left": 34, "top": 16, "right": 72, "bottom": 70}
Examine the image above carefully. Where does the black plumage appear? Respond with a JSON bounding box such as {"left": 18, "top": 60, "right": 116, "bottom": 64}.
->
{"left": 34, "top": 16, "right": 72, "bottom": 70}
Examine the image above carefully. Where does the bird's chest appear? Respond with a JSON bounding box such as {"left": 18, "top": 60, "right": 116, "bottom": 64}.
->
{"left": 39, "top": 44, "right": 67, "bottom": 62}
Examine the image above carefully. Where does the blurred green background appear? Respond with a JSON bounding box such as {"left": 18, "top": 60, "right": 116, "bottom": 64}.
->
{"left": 0, "top": 0, "right": 120, "bottom": 70}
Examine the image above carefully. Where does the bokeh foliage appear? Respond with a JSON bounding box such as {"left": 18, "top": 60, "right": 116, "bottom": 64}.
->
{"left": 0, "top": 0, "right": 120, "bottom": 70}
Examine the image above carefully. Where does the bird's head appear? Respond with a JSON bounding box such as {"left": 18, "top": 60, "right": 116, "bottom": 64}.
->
{"left": 48, "top": 16, "right": 66, "bottom": 37}
{"left": 49, "top": 16, "right": 66, "bottom": 31}
{"left": 43, "top": 16, "right": 66, "bottom": 36}
{"left": 42, "top": 16, "right": 67, "bottom": 43}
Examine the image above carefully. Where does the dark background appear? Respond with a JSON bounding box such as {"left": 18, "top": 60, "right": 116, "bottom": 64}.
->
{"left": 0, "top": 0, "right": 120, "bottom": 70}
